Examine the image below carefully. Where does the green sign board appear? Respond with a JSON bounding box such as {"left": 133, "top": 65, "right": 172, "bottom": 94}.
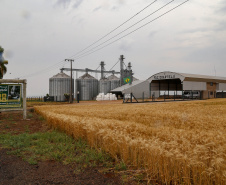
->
{"left": 0, "top": 84, "right": 22, "bottom": 108}
{"left": 123, "top": 76, "right": 131, "bottom": 84}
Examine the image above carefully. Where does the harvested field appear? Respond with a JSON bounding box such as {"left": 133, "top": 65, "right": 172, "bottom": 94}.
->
{"left": 35, "top": 99, "right": 226, "bottom": 184}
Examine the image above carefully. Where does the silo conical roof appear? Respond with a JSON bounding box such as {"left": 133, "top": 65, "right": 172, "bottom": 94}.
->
{"left": 50, "top": 72, "right": 70, "bottom": 79}
{"left": 79, "top": 73, "right": 96, "bottom": 79}
{"left": 107, "top": 75, "right": 119, "bottom": 81}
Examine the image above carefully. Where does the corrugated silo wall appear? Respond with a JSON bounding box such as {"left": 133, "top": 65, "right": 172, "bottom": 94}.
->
{"left": 110, "top": 80, "right": 120, "bottom": 90}
{"left": 49, "top": 78, "right": 74, "bottom": 102}
{"left": 99, "top": 80, "right": 111, "bottom": 95}
{"left": 76, "top": 79, "right": 99, "bottom": 101}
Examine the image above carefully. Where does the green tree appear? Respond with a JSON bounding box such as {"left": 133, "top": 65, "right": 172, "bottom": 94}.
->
{"left": 0, "top": 46, "right": 8, "bottom": 79}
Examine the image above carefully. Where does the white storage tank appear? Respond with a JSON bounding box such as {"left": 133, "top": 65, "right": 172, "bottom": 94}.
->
{"left": 49, "top": 71, "right": 74, "bottom": 102}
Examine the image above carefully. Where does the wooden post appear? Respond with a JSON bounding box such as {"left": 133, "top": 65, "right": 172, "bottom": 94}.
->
{"left": 23, "top": 80, "right": 27, "bottom": 119}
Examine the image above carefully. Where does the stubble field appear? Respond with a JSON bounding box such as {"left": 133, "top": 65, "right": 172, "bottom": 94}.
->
{"left": 35, "top": 99, "right": 226, "bottom": 184}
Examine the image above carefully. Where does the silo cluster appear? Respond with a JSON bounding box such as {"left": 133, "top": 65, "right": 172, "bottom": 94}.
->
{"left": 49, "top": 55, "right": 134, "bottom": 101}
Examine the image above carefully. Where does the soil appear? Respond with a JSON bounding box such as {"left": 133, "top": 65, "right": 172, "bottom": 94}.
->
{"left": 0, "top": 110, "right": 136, "bottom": 185}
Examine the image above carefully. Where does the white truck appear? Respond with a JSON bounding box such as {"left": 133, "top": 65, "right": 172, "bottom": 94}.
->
{"left": 183, "top": 91, "right": 200, "bottom": 99}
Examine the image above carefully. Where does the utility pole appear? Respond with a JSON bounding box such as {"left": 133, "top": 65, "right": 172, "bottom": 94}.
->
{"left": 65, "top": 59, "right": 74, "bottom": 103}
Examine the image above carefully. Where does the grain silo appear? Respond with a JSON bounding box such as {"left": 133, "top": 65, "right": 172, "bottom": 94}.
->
{"left": 99, "top": 78, "right": 111, "bottom": 95}
{"left": 108, "top": 74, "right": 120, "bottom": 90}
{"left": 49, "top": 71, "right": 74, "bottom": 101}
{"left": 76, "top": 73, "right": 98, "bottom": 101}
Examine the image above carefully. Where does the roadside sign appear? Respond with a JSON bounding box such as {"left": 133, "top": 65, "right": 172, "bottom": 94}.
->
{"left": 0, "top": 84, "right": 22, "bottom": 108}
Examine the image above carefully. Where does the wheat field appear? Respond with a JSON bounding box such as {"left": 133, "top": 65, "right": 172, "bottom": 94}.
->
{"left": 35, "top": 99, "right": 226, "bottom": 184}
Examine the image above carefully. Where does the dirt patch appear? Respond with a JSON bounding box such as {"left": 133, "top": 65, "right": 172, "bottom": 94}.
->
{"left": 0, "top": 110, "right": 138, "bottom": 185}
{"left": 0, "top": 148, "right": 121, "bottom": 185}
{"left": 0, "top": 110, "right": 49, "bottom": 135}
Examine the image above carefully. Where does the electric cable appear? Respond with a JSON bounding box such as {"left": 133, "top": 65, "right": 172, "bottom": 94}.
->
{"left": 69, "top": 0, "right": 158, "bottom": 57}
{"left": 16, "top": 0, "right": 189, "bottom": 79}
{"left": 15, "top": 1, "right": 158, "bottom": 79}
{"left": 72, "top": 0, "right": 175, "bottom": 59}
{"left": 72, "top": 0, "right": 189, "bottom": 61}
{"left": 17, "top": 60, "right": 67, "bottom": 79}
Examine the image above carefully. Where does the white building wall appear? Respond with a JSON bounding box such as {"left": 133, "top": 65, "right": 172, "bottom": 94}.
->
{"left": 122, "top": 81, "right": 149, "bottom": 98}
{"left": 217, "top": 83, "right": 226, "bottom": 91}
{"left": 183, "top": 81, "right": 206, "bottom": 91}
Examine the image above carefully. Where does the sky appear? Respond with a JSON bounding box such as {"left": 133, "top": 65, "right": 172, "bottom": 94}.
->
{"left": 1, "top": 0, "right": 226, "bottom": 96}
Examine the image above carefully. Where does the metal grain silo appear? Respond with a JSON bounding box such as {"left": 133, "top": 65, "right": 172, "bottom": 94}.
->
{"left": 108, "top": 75, "right": 120, "bottom": 90}
{"left": 76, "top": 73, "right": 98, "bottom": 101}
{"left": 99, "top": 78, "right": 111, "bottom": 95}
{"left": 49, "top": 71, "right": 74, "bottom": 101}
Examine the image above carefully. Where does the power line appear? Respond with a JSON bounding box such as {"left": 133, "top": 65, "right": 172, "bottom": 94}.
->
{"left": 72, "top": 0, "right": 190, "bottom": 61}
{"left": 15, "top": 1, "right": 157, "bottom": 79}
{"left": 17, "top": 0, "right": 189, "bottom": 79}
{"left": 73, "top": 0, "right": 175, "bottom": 60}
{"left": 17, "top": 60, "right": 67, "bottom": 79}
{"left": 69, "top": 0, "right": 158, "bottom": 58}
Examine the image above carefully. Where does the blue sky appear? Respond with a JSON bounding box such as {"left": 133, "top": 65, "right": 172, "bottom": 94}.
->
{"left": 1, "top": 0, "right": 226, "bottom": 96}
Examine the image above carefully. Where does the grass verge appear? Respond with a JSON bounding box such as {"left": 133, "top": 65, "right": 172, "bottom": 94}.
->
{"left": 0, "top": 130, "right": 113, "bottom": 167}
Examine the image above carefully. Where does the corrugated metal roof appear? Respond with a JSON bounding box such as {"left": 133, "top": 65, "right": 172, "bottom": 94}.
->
{"left": 111, "top": 80, "right": 145, "bottom": 92}
{"left": 148, "top": 71, "right": 226, "bottom": 83}
{"left": 178, "top": 72, "right": 226, "bottom": 81}
{"left": 50, "top": 72, "right": 70, "bottom": 79}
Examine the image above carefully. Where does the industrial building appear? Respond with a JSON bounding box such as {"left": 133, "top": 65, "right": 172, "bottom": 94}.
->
{"left": 49, "top": 54, "right": 226, "bottom": 101}
{"left": 49, "top": 55, "right": 136, "bottom": 101}
{"left": 112, "top": 71, "right": 226, "bottom": 99}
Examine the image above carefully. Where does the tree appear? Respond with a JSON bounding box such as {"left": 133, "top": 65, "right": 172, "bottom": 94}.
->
{"left": 0, "top": 46, "right": 8, "bottom": 79}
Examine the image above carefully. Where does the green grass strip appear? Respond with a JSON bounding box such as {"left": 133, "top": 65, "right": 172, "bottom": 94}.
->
{"left": 0, "top": 131, "right": 112, "bottom": 166}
